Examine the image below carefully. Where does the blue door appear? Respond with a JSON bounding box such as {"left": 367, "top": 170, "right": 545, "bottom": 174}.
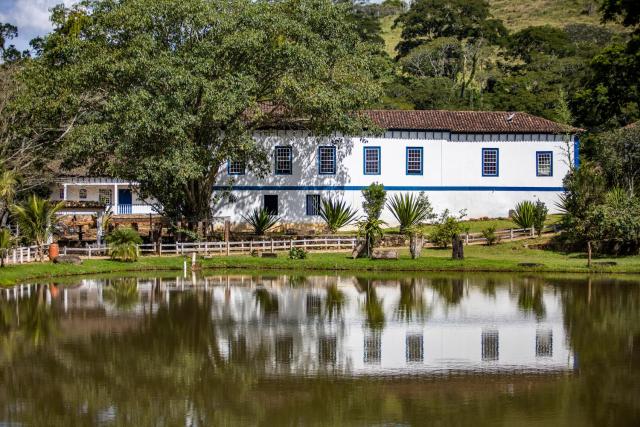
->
{"left": 118, "top": 189, "right": 132, "bottom": 214}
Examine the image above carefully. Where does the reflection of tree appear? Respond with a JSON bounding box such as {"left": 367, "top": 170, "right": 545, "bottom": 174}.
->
{"left": 103, "top": 278, "right": 140, "bottom": 311}
{"left": 481, "top": 279, "right": 497, "bottom": 298}
{"left": 432, "top": 278, "right": 464, "bottom": 306}
{"left": 355, "top": 278, "right": 385, "bottom": 331}
{"left": 395, "top": 279, "right": 428, "bottom": 322}
{"left": 517, "top": 284, "right": 546, "bottom": 320}
{"left": 324, "top": 284, "right": 346, "bottom": 321}
{"left": 254, "top": 287, "right": 279, "bottom": 316}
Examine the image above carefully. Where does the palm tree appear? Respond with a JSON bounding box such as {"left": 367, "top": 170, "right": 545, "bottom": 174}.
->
{"left": 0, "top": 227, "right": 13, "bottom": 267}
{"left": 106, "top": 227, "right": 142, "bottom": 261}
{"left": 0, "top": 170, "right": 19, "bottom": 225}
{"left": 10, "top": 195, "right": 64, "bottom": 261}
{"left": 319, "top": 198, "right": 359, "bottom": 233}
{"left": 387, "top": 193, "right": 434, "bottom": 234}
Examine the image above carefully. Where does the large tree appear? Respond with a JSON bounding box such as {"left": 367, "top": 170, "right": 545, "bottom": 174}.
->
{"left": 29, "top": 0, "right": 388, "bottom": 223}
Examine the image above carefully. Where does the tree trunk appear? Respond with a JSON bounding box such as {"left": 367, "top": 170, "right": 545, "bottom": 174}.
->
{"left": 587, "top": 240, "right": 592, "bottom": 267}
{"left": 409, "top": 234, "right": 423, "bottom": 259}
{"left": 452, "top": 234, "right": 464, "bottom": 260}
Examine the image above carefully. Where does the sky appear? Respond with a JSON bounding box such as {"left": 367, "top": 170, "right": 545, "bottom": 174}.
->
{"left": 0, "top": 0, "right": 77, "bottom": 52}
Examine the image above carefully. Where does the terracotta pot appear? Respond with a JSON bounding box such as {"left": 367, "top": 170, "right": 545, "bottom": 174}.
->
{"left": 48, "top": 243, "right": 59, "bottom": 260}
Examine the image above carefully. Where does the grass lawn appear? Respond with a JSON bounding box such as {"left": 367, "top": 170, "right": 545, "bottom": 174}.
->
{"left": 1, "top": 236, "right": 639, "bottom": 286}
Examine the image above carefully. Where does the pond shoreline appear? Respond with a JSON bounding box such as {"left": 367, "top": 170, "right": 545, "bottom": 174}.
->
{"left": 1, "top": 243, "right": 639, "bottom": 286}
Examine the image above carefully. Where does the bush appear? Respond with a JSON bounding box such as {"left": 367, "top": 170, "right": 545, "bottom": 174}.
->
{"left": 288, "top": 247, "right": 308, "bottom": 260}
{"left": 387, "top": 192, "right": 434, "bottom": 233}
{"left": 533, "top": 200, "right": 548, "bottom": 236}
{"left": 106, "top": 228, "right": 142, "bottom": 262}
{"left": 512, "top": 201, "right": 536, "bottom": 229}
{"left": 242, "top": 208, "right": 279, "bottom": 235}
{"left": 481, "top": 225, "right": 499, "bottom": 245}
{"left": 429, "top": 209, "right": 468, "bottom": 248}
{"left": 319, "top": 198, "right": 359, "bottom": 233}
{"left": 362, "top": 183, "right": 387, "bottom": 220}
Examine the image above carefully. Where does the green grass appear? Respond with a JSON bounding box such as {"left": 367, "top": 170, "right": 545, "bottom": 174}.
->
{"left": 1, "top": 236, "right": 639, "bottom": 286}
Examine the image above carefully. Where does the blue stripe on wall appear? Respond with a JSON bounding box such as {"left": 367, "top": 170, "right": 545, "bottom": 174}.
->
{"left": 213, "top": 185, "right": 565, "bottom": 192}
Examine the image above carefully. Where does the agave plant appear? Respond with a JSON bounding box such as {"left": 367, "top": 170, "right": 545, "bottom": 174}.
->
{"left": 319, "top": 198, "right": 359, "bottom": 233}
{"left": 242, "top": 208, "right": 279, "bottom": 235}
{"left": 106, "top": 227, "right": 142, "bottom": 262}
{"left": 0, "top": 227, "right": 13, "bottom": 267}
{"left": 10, "top": 195, "right": 64, "bottom": 261}
{"left": 387, "top": 193, "right": 434, "bottom": 233}
{"left": 512, "top": 201, "right": 536, "bottom": 229}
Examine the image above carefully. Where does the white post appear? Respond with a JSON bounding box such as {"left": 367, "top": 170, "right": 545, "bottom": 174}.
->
{"left": 12, "top": 249, "right": 16, "bottom": 264}
{"left": 226, "top": 240, "right": 230, "bottom": 256}
{"left": 510, "top": 229, "right": 514, "bottom": 240}
{"left": 88, "top": 246, "right": 92, "bottom": 258}
{"left": 27, "top": 247, "right": 31, "bottom": 262}
{"left": 113, "top": 184, "right": 119, "bottom": 215}
{"left": 271, "top": 239, "right": 274, "bottom": 253}
{"left": 530, "top": 226, "right": 535, "bottom": 237}
{"left": 19, "top": 249, "right": 23, "bottom": 264}
{"left": 63, "top": 183, "right": 68, "bottom": 201}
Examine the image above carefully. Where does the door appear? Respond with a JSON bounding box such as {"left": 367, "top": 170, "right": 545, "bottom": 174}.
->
{"left": 118, "top": 189, "right": 132, "bottom": 214}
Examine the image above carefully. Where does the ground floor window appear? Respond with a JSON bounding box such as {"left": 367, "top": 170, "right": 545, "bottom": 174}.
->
{"left": 79, "top": 188, "right": 87, "bottom": 199}
{"left": 306, "top": 194, "right": 321, "bottom": 216}
{"left": 482, "top": 330, "right": 499, "bottom": 361}
{"left": 263, "top": 194, "right": 278, "bottom": 215}
{"left": 536, "top": 151, "right": 553, "bottom": 176}
{"left": 98, "top": 189, "right": 112, "bottom": 205}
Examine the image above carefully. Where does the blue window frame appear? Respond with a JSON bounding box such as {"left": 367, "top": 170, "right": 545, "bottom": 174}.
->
{"left": 536, "top": 151, "right": 553, "bottom": 177}
{"left": 363, "top": 146, "right": 381, "bottom": 175}
{"left": 318, "top": 146, "right": 336, "bottom": 175}
{"left": 227, "top": 160, "right": 246, "bottom": 175}
{"left": 274, "top": 146, "right": 292, "bottom": 175}
{"left": 406, "top": 147, "right": 423, "bottom": 175}
{"left": 306, "top": 194, "right": 321, "bottom": 216}
{"left": 482, "top": 148, "right": 499, "bottom": 177}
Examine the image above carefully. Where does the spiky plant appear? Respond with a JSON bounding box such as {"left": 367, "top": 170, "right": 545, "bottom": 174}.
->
{"left": 512, "top": 201, "right": 536, "bottom": 229}
{"left": 106, "top": 227, "right": 142, "bottom": 262}
{"left": 319, "top": 198, "right": 359, "bottom": 233}
{"left": 242, "top": 208, "right": 279, "bottom": 235}
{"left": 0, "top": 227, "right": 13, "bottom": 267}
{"left": 10, "top": 195, "right": 64, "bottom": 261}
{"left": 387, "top": 193, "right": 434, "bottom": 233}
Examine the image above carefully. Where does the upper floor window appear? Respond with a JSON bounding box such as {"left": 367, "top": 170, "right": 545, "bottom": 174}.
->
{"left": 536, "top": 151, "right": 553, "bottom": 177}
{"left": 318, "top": 146, "right": 336, "bottom": 175}
{"left": 406, "top": 147, "right": 423, "bottom": 175}
{"left": 275, "top": 146, "right": 292, "bottom": 175}
{"left": 98, "top": 189, "right": 112, "bottom": 205}
{"left": 79, "top": 188, "right": 87, "bottom": 199}
{"left": 363, "top": 147, "right": 381, "bottom": 175}
{"left": 228, "top": 160, "right": 246, "bottom": 175}
{"left": 306, "top": 194, "right": 321, "bottom": 216}
{"left": 482, "top": 148, "right": 499, "bottom": 177}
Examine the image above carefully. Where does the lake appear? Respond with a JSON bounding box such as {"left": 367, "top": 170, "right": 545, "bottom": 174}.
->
{"left": 0, "top": 272, "right": 638, "bottom": 426}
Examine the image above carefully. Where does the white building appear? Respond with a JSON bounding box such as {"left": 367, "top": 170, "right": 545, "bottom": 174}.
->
{"left": 51, "top": 110, "right": 579, "bottom": 226}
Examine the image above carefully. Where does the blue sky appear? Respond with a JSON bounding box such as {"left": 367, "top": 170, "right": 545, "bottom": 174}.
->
{"left": 0, "top": 0, "right": 77, "bottom": 52}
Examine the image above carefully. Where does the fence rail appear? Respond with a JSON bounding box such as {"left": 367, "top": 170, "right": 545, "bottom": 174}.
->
{"left": 1, "top": 224, "right": 561, "bottom": 265}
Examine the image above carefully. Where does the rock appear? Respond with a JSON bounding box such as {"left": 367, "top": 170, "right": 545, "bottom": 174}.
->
{"left": 371, "top": 249, "right": 398, "bottom": 260}
{"left": 261, "top": 252, "right": 278, "bottom": 258}
{"left": 351, "top": 241, "right": 367, "bottom": 259}
{"left": 53, "top": 255, "right": 83, "bottom": 265}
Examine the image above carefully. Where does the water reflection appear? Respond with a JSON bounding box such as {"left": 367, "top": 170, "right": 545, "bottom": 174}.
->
{"left": 0, "top": 273, "right": 638, "bottom": 425}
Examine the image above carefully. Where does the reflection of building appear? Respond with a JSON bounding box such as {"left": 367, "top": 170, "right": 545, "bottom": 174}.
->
{"left": 536, "top": 330, "right": 553, "bottom": 357}
{"left": 364, "top": 332, "right": 381, "bottom": 365}
{"left": 406, "top": 334, "right": 424, "bottom": 363}
{"left": 481, "top": 330, "right": 499, "bottom": 361}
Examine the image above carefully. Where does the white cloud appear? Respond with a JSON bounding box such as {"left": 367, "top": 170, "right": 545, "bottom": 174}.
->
{"left": 0, "top": 0, "right": 78, "bottom": 34}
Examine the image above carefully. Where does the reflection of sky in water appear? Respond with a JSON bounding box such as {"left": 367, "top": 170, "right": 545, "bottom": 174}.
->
{"left": 3, "top": 274, "right": 573, "bottom": 377}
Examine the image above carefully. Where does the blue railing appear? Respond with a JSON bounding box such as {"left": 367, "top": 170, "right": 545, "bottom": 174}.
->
{"left": 118, "top": 204, "right": 132, "bottom": 215}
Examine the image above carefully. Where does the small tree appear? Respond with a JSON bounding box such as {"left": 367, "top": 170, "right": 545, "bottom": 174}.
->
{"left": 429, "top": 209, "right": 468, "bottom": 248}
{"left": 10, "top": 195, "right": 64, "bottom": 261}
{"left": 533, "top": 200, "right": 548, "bottom": 236}
{"left": 358, "top": 183, "right": 387, "bottom": 257}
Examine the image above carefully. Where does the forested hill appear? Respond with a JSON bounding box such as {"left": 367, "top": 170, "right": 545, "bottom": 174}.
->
{"left": 362, "top": 0, "right": 637, "bottom": 131}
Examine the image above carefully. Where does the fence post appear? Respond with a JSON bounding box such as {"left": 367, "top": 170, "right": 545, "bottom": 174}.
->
{"left": 27, "top": 247, "right": 31, "bottom": 262}
{"left": 226, "top": 240, "right": 230, "bottom": 256}
{"left": 19, "top": 249, "right": 23, "bottom": 264}
{"left": 12, "top": 249, "right": 16, "bottom": 264}
{"left": 88, "top": 247, "right": 92, "bottom": 258}
{"left": 530, "top": 226, "right": 535, "bottom": 237}
{"left": 271, "top": 239, "right": 274, "bottom": 253}
{"left": 303, "top": 239, "right": 307, "bottom": 251}
{"left": 249, "top": 240, "right": 253, "bottom": 253}
{"left": 465, "top": 233, "right": 469, "bottom": 245}
{"left": 290, "top": 239, "right": 293, "bottom": 250}
{"left": 510, "top": 229, "right": 514, "bottom": 240}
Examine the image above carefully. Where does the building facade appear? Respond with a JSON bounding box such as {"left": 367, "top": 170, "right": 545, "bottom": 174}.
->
{"left": 51, "top": 110, "right": 578, "bottom": 227}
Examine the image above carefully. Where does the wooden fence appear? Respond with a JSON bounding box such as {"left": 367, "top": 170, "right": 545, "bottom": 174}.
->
{"left": 1, "top": 224, "right": 560, "bottom": 265}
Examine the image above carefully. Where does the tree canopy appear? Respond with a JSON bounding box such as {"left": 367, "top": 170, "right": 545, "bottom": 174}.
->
{"left": 26, "top": 0, "right": 388, "bottom": 223}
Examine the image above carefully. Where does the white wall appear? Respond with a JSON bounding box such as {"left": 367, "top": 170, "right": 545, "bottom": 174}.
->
{"left": 214, "top": 131, "right": 574, "bottom": 224}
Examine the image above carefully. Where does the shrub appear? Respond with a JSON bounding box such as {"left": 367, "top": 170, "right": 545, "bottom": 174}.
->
{"left": 481, "top": 225, "right": 499, "bottom": 245}
{"left": 533, "top": 200, "right": 548, "bottom": 236}
{"left": 320, "top": 198, "right": 359, "bottom": 233}
{"left": 242, "top": 208, "right": 279, "bottom": 235}
{"left": 429, "top": 209, "right": 468, "bottom": 248}
{"left": 288, "top": 247, "right": 308, "bottom": 260}
{"left": 512, "top": 201, "right": 536, "bottom": 229}
{"left": 106, "top": 228, "right": 142, "bottom": 262}
{"left": 387, "top": 192, "right": 434, "bottom": 233}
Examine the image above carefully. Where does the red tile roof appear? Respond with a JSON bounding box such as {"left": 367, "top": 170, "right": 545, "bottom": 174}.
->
{"left": 363, "top": 110, "right": 577, "bottom": 134}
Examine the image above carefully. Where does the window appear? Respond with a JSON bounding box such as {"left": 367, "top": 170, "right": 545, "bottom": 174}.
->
{"left": 59, "top": 187, "right": 64, "bottom": 199}
{"left": 363, "top": 146, "right": 381, "bottom": 175}
{"left": 275, "top": 146, "right": 292, "bottom": 175}
{"left": 406, "top": 147, "right": 423, "bottom": 175}
{"left": 306, "top": 194, "right": 321, "bottom": 216}
{"left": 263, "top": 194, "right": 278, "bottom": 215}
{"left": 228, "top": 160, "right": 245, "bottom": 175}
{"left": 98, "top": 189, "right": 112, "bottom": 205}
{"left": 79, "top": 188, "right": 87, "bottom": 199}
{"left": 318, "top": 146, "right": 336, "bottom": 175}
{"left": 482, "top": 148, "right": 499, "bottom": 177}
{"left": 536, "top": 151, "right": 553, "bottom": 177}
